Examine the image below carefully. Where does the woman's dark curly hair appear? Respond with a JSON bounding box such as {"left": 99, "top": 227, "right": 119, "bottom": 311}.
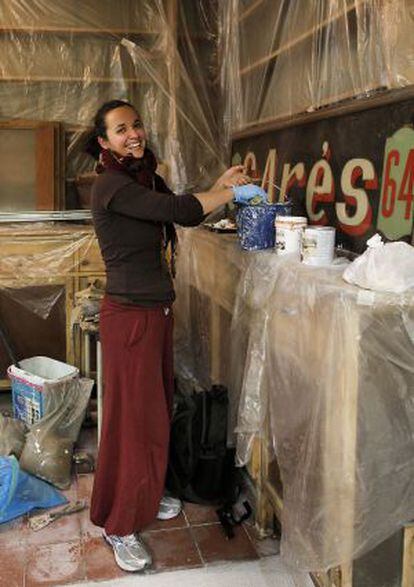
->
{"left": 84, "top": 99, "right": 137, "bottom": 160}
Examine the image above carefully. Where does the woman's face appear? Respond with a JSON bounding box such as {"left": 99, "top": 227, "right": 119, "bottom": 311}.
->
{"left": 98, "top": 105, "right": 147, "bottom": 159}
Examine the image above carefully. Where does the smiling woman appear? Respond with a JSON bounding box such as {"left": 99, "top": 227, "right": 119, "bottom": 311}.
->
{"left": 98, "top": 106, "right": 146, "bottom": 159}
{"left": 83, "top": 99, "right": 264, "bottom": 573}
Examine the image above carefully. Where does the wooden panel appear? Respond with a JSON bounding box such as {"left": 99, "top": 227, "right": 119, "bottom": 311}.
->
{"left": 402, "top": 525, "right": 414, "bottom": 587}
{"left": 35, "top": 124, "right": 56, "bottom": 210}
{"left": 0, "top": 128, "right": 36, "bottom": 211}
{"left": 0, "top": 120, "right": 61, "bottom": 212}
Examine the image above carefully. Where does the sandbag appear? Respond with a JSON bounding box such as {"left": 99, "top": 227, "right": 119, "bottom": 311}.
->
{"left": 19, "top": 377, "right": 93, "bottom": 489}
{"left": 20, "top": 430, "right": 73, "bottom": 490}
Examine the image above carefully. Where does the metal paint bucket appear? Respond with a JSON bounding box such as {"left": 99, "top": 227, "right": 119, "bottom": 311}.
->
{"left": 302, "top": 226, "right": 336, "bottom": 266}
{"left": 237, "top": 202, "right": 292, "bottom": 251}
{"left": 275, "top": 216, "right": 308, "bottom": 259}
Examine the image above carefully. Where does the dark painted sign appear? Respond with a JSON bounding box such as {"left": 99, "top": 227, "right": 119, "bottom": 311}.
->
{"left": 231, "top": 98, "right": 414, "bottom": 253}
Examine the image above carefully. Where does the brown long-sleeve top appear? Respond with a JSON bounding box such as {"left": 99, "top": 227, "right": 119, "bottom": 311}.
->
{"left": 91, "top": 169, "right": 204, "bottom": 306}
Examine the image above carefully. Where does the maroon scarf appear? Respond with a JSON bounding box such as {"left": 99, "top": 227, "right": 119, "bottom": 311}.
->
{"left": 96, "top": 148, "right": 158, "bottom": 188}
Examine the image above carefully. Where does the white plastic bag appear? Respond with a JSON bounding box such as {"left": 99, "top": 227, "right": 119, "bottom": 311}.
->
{"left": 343, "top": 234, "right": 414, "bottom": 293}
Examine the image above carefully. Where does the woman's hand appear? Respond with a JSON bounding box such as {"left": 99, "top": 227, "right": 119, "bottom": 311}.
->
{"left": 211, "top": 165, "right": 250, "bottom": 191}
{"left": 233, "top": 184, "right": 268, "bottom": 205}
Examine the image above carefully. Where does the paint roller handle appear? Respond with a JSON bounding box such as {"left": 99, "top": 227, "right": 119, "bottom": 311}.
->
{"left": 232, "top": 184, "right": 268, "bottom": 205}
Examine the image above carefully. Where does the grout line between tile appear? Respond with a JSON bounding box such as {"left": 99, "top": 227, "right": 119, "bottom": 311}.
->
{"left": 241, "top": 522, "right": 261, "bottom": 558}
{"left": 182, "top": 509, "right": 190, "bottom": 526}
{"left": 145, "top": 525, "right": 190, "bottom": 534}
{"left": 187, "top": 524, "right": 206, "bottom": 566}
{"left": 187, "top": 521, "right": 221, "bottom": 527}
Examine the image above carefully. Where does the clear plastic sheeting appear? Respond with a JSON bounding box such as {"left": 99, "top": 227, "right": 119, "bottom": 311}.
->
{"left": 174, "top": 227, "right": 250, "bottom": 438}
{"left": 220, "top": 0, "right": 414, "bottom": 137}
{"left": 174, "top": 226, "right": 414, "bottom": 571}
{"left": 0, "top": 223, "right": 96, "bottom": 318}
{"left": 237, "top": 254, "right": 414, "bottom": 571}
{"left": 2, "top": 1, "right": 414, "bottom": 195}
{"left": 0, "top": 0, "right": 224, "bottom": 196}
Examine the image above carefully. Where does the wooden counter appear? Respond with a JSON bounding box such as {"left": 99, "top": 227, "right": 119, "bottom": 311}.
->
{"left": 174, "top": 226, "right": 414, "bottom": 587}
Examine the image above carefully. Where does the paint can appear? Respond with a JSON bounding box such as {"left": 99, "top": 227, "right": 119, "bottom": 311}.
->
{"left": 302, "top": 226, "right": 336, "bottom": 266}
{"left": 275, "top": 216, "right": 308, "bottom": 259}
{"left": 237, "top": 202, "right": 292, "bottom": 251}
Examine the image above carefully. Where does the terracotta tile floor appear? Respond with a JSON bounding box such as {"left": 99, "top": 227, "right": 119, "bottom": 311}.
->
{"left": 0, "top": 423, "right": 280, "bottom": 586}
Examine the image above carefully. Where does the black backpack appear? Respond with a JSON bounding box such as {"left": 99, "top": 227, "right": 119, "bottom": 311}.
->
{"left": 166, "top": 385, "right": 238, "bottom": 505}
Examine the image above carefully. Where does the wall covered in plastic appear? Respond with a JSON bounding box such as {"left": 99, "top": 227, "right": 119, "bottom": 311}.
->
{"left": 0, "top": 0, "right": 223, "bottom": 198}
{"left": 2, "top": 1, "right": 414, "bottom": 203}
{"left": 221, "top": 0, "right": 414, "bottom": 139}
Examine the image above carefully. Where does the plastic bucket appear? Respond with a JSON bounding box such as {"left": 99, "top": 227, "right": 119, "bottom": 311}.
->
{"left": 8, "top": 357, "right": 79, "bottom": 426}
{"left": 302, "top": 226, "right": 336, "bottom": 266}
{"left": 275, "top": 216, "right": 308, "bottom": 258}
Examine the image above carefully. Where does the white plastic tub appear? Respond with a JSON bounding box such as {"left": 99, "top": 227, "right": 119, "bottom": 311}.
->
{"left": 8, "top": 357, "right": 79, "bottom": 426}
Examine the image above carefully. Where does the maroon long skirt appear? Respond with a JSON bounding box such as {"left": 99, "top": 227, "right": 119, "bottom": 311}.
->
{"left": 90, "top": 295, "right": 174, "bottom": 536}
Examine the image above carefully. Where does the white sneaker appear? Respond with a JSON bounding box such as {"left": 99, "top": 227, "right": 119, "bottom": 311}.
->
{"left": 103, "top": 530, "right": 152, "bottom": 572}
{"left": 156, "top": 495, "right": 182, "bottom": 520}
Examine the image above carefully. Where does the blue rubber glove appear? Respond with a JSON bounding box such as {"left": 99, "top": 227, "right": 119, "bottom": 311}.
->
{"left": 232, "top": 184, "right": 268, "bottom": 205}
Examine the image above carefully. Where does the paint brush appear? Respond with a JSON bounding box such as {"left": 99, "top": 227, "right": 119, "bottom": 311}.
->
{"left": 250, "top": 177, "right": 283, "bottom": 193}
{"left": 28, "top": 500, "right": 87, "bottom": 531}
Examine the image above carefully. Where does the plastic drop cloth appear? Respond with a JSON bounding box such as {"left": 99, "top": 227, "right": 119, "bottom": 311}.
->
{"left": 174, "top": 227, "right": 250, "bottom": 439}
{"left": 220, "top": 0, "right": 414, "bottom": 138}
{"left": 174, "top": 226, "right": 414, "bottom": 571}
{"left": 0, "top": 223, "right": 97, "bottom": 318}
{"left": 0, "top": 455, "right": 67, "bottom": 524}
{"left": 3, "top": 1, "right": 413, "bottom": 190}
